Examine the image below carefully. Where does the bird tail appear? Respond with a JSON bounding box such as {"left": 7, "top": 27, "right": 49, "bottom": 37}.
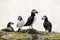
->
{"left": 48, "top": 28, "right": 52, "bottom": 33}
{"left": 48, "top": 26, "right": 52, "bottom": 33}
{"left": 24, "top": 23, "right": 29, "bottom": 26}
{"left": 24, "top": 24, "right": 28, "bottom": 26}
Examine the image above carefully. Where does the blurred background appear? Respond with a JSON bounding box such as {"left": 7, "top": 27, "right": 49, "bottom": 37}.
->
{"left": 0, "top": 0, "right": 60, "bottom": 32}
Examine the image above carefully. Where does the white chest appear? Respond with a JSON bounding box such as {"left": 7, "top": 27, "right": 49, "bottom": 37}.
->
{"left": 17, "top": 20, "right": 25, "bottom": 27}
{"left": 33, "top": 16, "right": 37, "bottom": 24}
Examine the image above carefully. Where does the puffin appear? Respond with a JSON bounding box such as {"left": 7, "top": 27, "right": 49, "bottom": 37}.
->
{"left": 42, "top": 15, "right": 52, "bottom": 32}
{"left": 17, "top": 16, "right": 25, "bottom": 32}
{"left": 7, "top": 22, "right": 14, "bottom": 31}
{"left": 24, "top": 9, "right": 38, "bottom": 29}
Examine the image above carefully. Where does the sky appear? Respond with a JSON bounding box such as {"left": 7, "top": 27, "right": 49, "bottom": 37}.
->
{"left": 0, "top": 0, "right": 60, "bottom": 32}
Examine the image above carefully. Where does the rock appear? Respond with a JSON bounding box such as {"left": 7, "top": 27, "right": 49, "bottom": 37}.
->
{"left": 32, "top": 34, "right": 38, "bottom": 40}
{"left": 25, "top": 29, "right": 39, "bottom": 34}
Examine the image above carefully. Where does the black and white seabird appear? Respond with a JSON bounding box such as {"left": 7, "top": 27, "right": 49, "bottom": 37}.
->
{"left": 24, "top": 9, "right": 38, "bottom": 29}
{"left": 7, "top": 22, "right": 14, "bottom": 31}
{"left": 17, "top": 16, "right": 25, "bottom": 32}
{"left": 42, "top": 15, "right": 52, "bottom": 32}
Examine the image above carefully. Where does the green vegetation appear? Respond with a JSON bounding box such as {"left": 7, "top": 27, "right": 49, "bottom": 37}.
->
{"left": 0, "top": 28, "right": 60, "bottom": 40}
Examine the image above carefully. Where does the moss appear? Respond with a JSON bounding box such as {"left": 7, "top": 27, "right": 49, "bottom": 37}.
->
{"left": 0, "top": 28, "right": 60, "bottom": 40}
{"left": 24, "top": 38, "right": 32, "bottom": 40}
{"left": 48, "top": 33, "right": 60, "bottom": 38}
{"left": 1, "top": 27, "right": 14, "bottom": 32}
{"left": 0, "top": 37, "right": 7, "bottom": 40}
{"left": 32, "top": 34, "right": 38, "bottom": 40}
{"left": 25, "top": 29, "right": 39, "bottom": 34}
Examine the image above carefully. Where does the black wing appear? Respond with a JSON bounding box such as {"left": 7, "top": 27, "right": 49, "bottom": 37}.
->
{"left": 24, "top": 16, "right": 34, "bottom": 26}
{"left": 43, "top": 21, "right": 52, "bottom": 31}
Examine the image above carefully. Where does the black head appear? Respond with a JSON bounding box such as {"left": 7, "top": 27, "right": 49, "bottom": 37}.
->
{"left": 8, "top": 22, "right": 14, "bottom": 25}
{"left": 18, "top": 16, "right": 22, "bottom": 21}
{"left": 42, "top": 15, "right": 48, "bottom": 20}
{"left": 31, "top": 9, "right": 38, "bottom": 16}
{"left": 31, "top": 9, "right": 38, "bottom": 14}
{"left": 7, "top": 22, "right": 14, "bottom": 27}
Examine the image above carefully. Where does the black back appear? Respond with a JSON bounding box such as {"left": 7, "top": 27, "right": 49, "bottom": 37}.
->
{"left": 24, "top": 13, "right": 35, "bottom": 26}
{"left": 43, "top": 16, "right": 52, "bottom": 32}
